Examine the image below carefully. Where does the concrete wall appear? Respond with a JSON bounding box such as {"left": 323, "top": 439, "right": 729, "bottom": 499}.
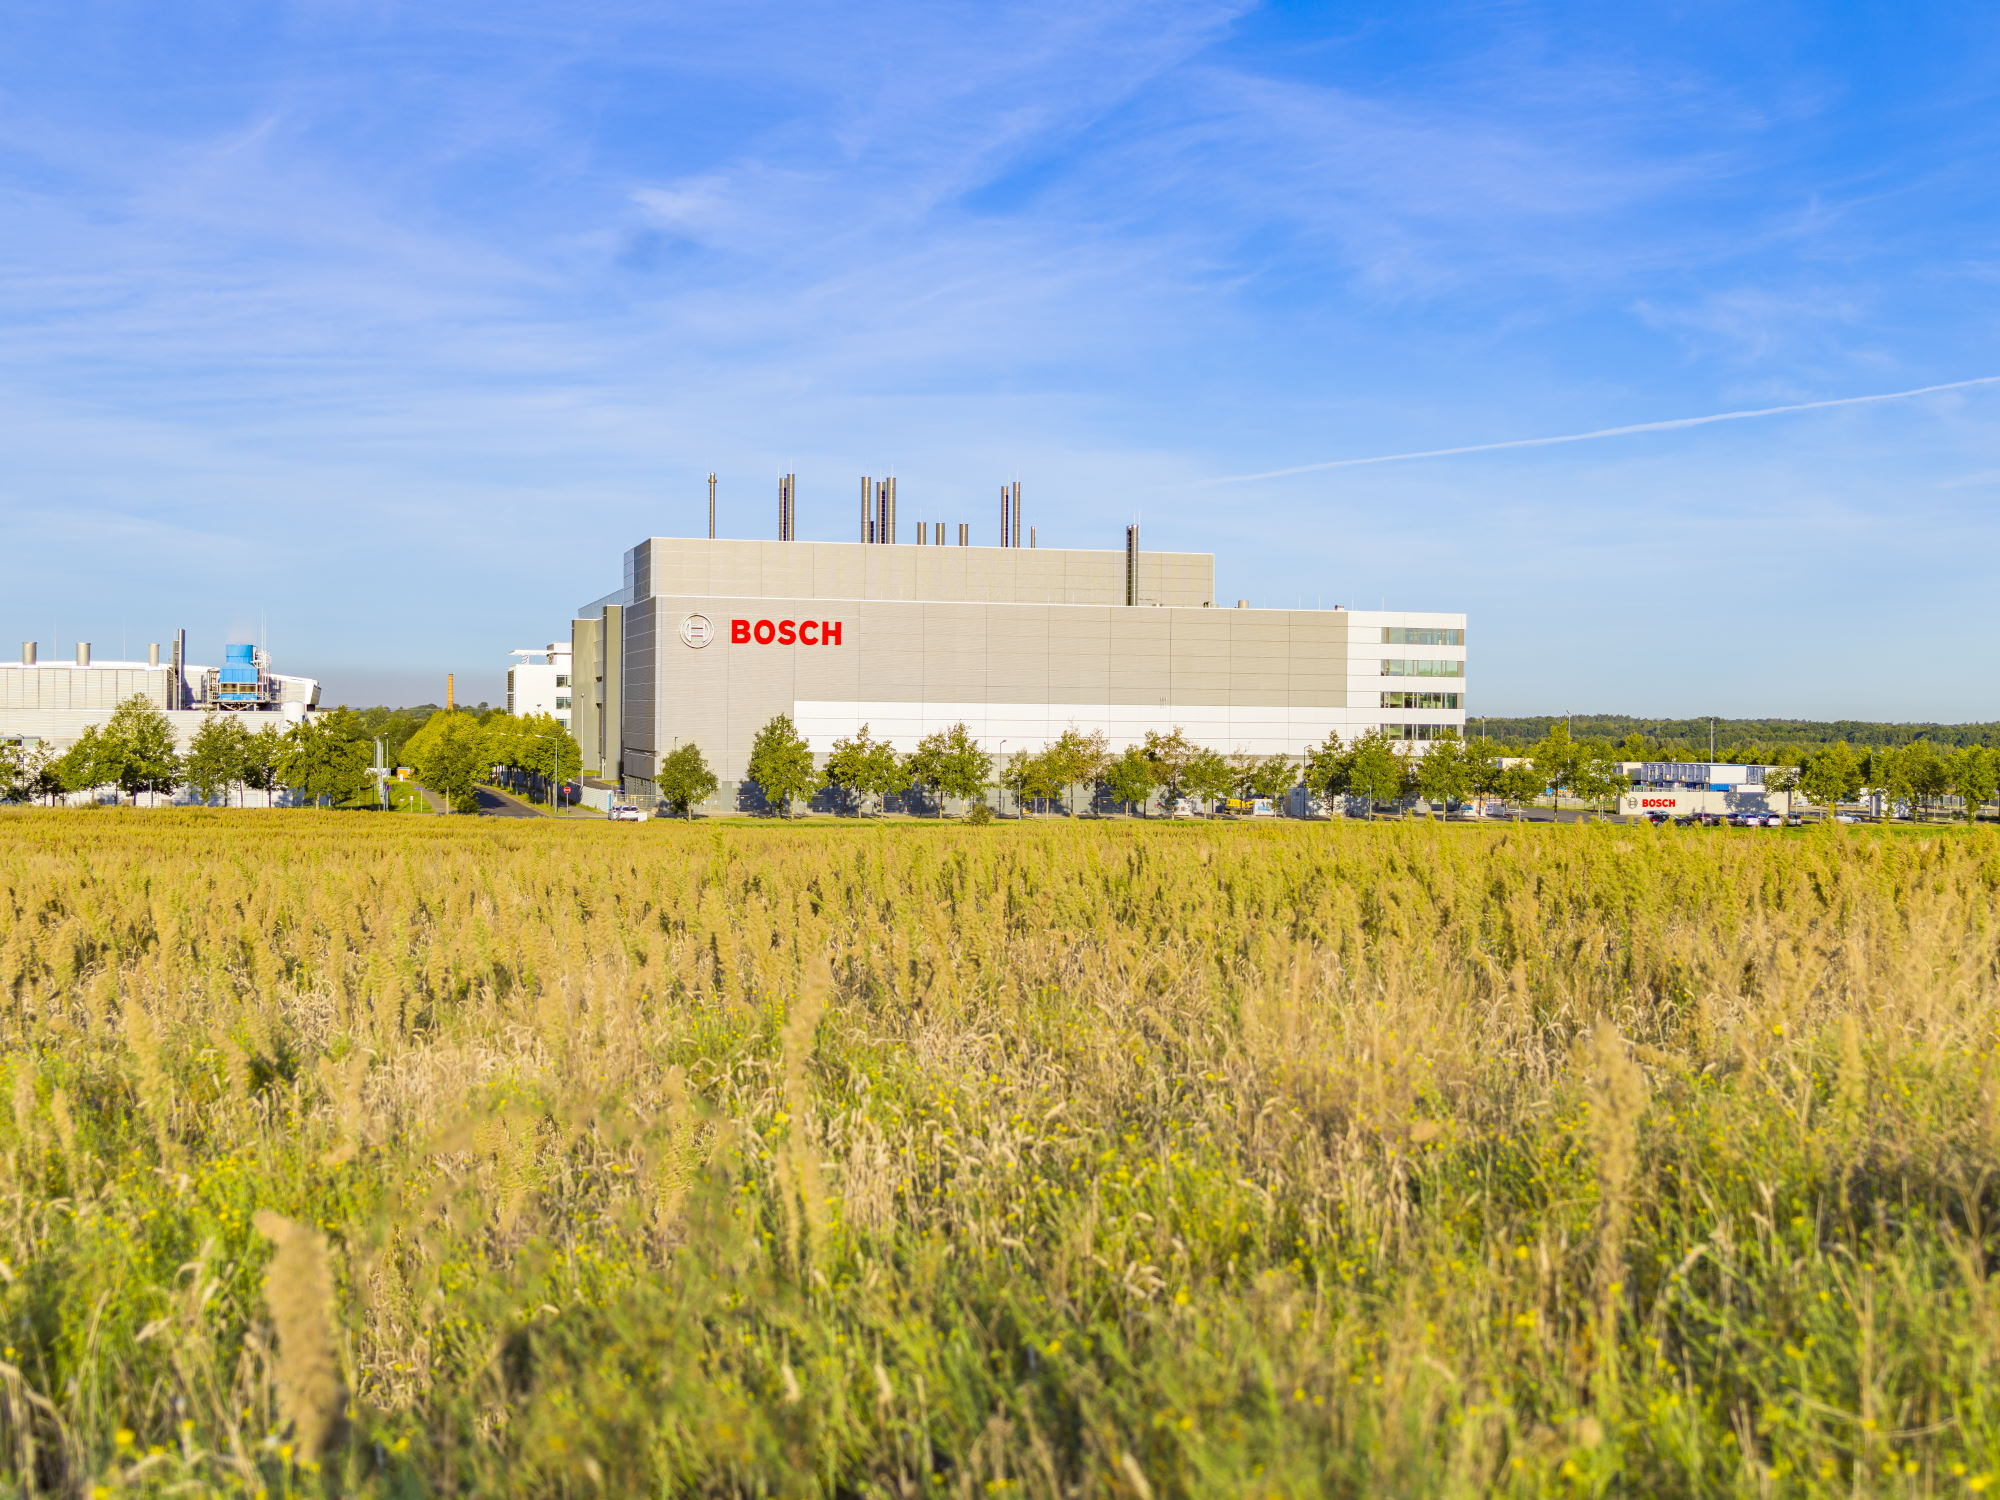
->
{"left": 626, "top": 537, "right": 1213, "bottom": 609}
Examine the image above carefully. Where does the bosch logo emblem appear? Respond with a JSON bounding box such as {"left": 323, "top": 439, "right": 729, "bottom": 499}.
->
{"left": 679, "top": 614, "right": 715, "bottom": 649}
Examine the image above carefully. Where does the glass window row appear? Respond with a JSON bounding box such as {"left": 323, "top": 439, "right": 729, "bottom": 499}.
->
{"left": 1381, "top": 627, "right": 1464, "bottom": 646}
{"left": 1381, "top": 691, "right": 1462, "bottom": 709}
{"left": 1381, "top": 659, "right": 1464, "bottom": 677}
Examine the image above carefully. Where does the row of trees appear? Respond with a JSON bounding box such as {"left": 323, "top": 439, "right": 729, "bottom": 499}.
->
{"left": 2, "top": 697, "right": 590, "bottom": 815}
{"left": 722, "top": 715, "right": 2000, "bottom": 823}
{"left": 726, "top": 716, "right": 1573, "bottom": 820}
{"left": 0, "top": 697, "right": 378, "bottom": 808}
{"left": 1771, "top": 739, "right": 2000, "bottom": 821}
{"left": 400, "top": 710, "right": 581, "bottom": 813}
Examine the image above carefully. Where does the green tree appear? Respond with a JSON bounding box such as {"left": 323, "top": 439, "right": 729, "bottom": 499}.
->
{"left": 1182, "top": 747, "right": 1235, "bottom": 816}
{"left": 1569, "top": 744, "right": 1629, "bottom": 818}
{"left": 998, "top": 749, "right": 1056, "bottom": 816}
{"left": 0, "top": 741, "right": 23, "bottom": 804}
{"left": 1901, "top": 739, "right": 1948, "bottom": 819}
{"left": 55, "top": 726, "right": 119, "bottom": 802}
{"left": 103, "top": 694, "right": 183, "bottom": 806}
{"left": 923, "top": 723, "right": 991, "bottom": 815}
{"left": 1946, "top": 745, "right": 1999, "bottom": 823}
{"left": 1141, "top": 728, "right": 1198, "bottom": 810}
{"left": 408, "top": 711, "right": 488, "bottom": 813}
{"left": 1497, "top": 759, "right": 1546, "bottom": 812}
{"left": 486, "top": 712, "right": 580, "bottom": 807}
{"left": 242, "top": 727, "right": 286, "bottom": 808}
{"left": 1798, "top": 743, "right": 1863, "bottom": 822}
{"left": 1464, "top": 736, "right": 1507, "bottom": 808}
{"left": 279, "top": 711, "right": 373, "bottom": 808}
{"left": 184, "top": 715, "right": 254, "bottom": 806}
{"left": 1345, "top": 729, "right": 1410, "bottom": 818}
{"left": 1868, "top": 745, "right": 1914, "bottom": 821}
{"left": 746, "top": 714, "right": 820, "bottom": 818}
{"left": 1303, "top": 731, "right": 1350, "bottom": 814}
{"left": 823, "top": 724, "right": 904, "bottom": 816}
{"left": 1246, "top": 754, "right": 1297, "bottom": 811}
{"left": 1102, "top": 745, "right": 1156, "bottom": 815}
{"left": 655, "top": 743, "right": 719, "bottom": 821}
{"left": 1529, "top": 723, "right": 1582, "bottom": 819}
{"left": 1043, "top": 726, "right": 1109, "bottom": 816}
{"left": 1413, "top": 732, "right": 1473, "bottom": 815}
{"left": 1764, "top": 764, "right": 1802, "bottom": 822}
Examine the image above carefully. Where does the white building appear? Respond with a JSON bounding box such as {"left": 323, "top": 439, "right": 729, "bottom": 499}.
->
{"left": 506, "top": 644, "right": 574, "bottom": 729}
{"left": 0, "top": 636, "right": 318, "bottom": 755}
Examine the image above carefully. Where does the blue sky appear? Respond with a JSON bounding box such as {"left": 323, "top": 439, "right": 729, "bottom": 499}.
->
{"left": 3, "top": 2, "right": 1998, "bottom": 714}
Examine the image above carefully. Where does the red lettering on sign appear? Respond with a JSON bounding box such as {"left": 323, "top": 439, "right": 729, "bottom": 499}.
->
{"left": 728, "top": 618, "right": 845, "bottom": 644}
{"left": 1640, "top": 798, "right": 1675, "bottom": 808}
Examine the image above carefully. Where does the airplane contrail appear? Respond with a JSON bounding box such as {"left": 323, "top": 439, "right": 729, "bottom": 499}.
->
{"left": 1211, "top": 374, "right": 2000, "bottom": 483}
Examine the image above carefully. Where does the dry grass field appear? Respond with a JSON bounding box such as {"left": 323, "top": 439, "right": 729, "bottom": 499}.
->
{"left": 2, "top": 811, "right": 1999, "bottom": 1497}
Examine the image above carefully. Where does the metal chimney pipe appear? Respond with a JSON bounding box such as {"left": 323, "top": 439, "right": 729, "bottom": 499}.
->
{"left": 77, "top": 642, "right": 91, "bottom": 666}
{"left": 886, "top": 477, "right": 897, "bottom": 543}
{"left": 1124, "top": 525, "right": 1139, "bottom": 606}
{"left": 957, "top": 523, "right": 968, "bottom": 546}
{"left": 708, "top": 472, "right": 717, "bottom": 539}
{"left": 1011, "top": 482, "right": 1022, "bottom": 548}
{"left": 1029, "top": 526, "right": 1036, "bottom": 549}
{"left": 1000, "top": 486, "right": 1010, "bottom": 547}
{"left": 20, "top": 642, "right": 35, "bottom": 665}
{"left": 861, "top": 477, "right": 872, "bottom": 542}
{"left": 148, "top": 642, "right": 160, "bottom": 665}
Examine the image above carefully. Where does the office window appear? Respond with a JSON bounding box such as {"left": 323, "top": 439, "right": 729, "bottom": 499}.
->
{"left": 1380, "top": 659, "right": 1464, "bottom": 677}
{"left": 1382, "top": 627, "right": 1464, "bottom": 646}
{"left": 1381, "top": 691, "right": 1462, "bottom": 709}
{"left": 555, "top": 696, "right": 572, "bottom": 710}
{"left": 1386, "top": 723, "right": 1449, "bottom": 741}
{"left": 556, "top": 674, "right": 569, "bottom": 687}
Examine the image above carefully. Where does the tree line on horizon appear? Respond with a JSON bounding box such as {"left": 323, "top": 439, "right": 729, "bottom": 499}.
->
{"left": 1476, "top": 714, "right": 2000, "bottom": 759}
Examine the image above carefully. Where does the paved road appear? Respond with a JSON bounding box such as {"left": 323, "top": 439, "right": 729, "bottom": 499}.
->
{"left": 472, "top": 784, "right": 542, "bottom": 818}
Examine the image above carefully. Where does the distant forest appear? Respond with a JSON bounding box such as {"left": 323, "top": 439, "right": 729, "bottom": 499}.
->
{"left": 1475, "top": 715, "right": 2000, "bottom": 761}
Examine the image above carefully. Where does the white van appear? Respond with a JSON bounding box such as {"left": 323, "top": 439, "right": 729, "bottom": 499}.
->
{"left": 607, "top": 803, "right": 647, "bottom": 822}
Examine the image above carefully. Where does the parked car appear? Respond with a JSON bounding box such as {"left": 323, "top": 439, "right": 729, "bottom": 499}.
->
{"left": 607, "top": 803, "right": 646, "bottom": 822}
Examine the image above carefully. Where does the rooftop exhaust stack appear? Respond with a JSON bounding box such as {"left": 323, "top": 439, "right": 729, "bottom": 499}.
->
{"left": 957, "top": 523, "right": 968, "bottom": 546}
{"left": 860, "top": 477, "right": 872, "bottom": 542}
{"left": 873, "top": 478, "right": 896, "bottom": 544}
{"left": 1011, "top": 482, "right": 1022, "bottom": 548}
{"left": 1029, "top": 526, "right": 1036, "bottom": 548}
{"left": 1000, "top": 485, "right": 1011, "bottom": 547}
{"left": 708, "top": 472, "right": 717, "bottom": 539}
{"left": 1124, "top": 525, "right": 1139, "bottom": 606}
{"left": 20, "top": 642, "right": 34, "bottom": 665}
{"left": 148, "top": 642, "right": 160, "bottom": 665}
{"left": 76, "top": 642, "right": 91, "bottom": 666}
{"left": 778, "top": 473, "right": 796, "bottom": 540}
{"left": 171, "top": 630, "right": 185, "bottom": 710}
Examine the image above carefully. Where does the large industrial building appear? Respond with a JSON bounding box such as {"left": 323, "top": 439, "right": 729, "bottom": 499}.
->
{"left": 572, "top": 507, "right": 1466, "bottom": 808}
{"left": 0, "top": 635, "right": 319, "bottom": 755}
